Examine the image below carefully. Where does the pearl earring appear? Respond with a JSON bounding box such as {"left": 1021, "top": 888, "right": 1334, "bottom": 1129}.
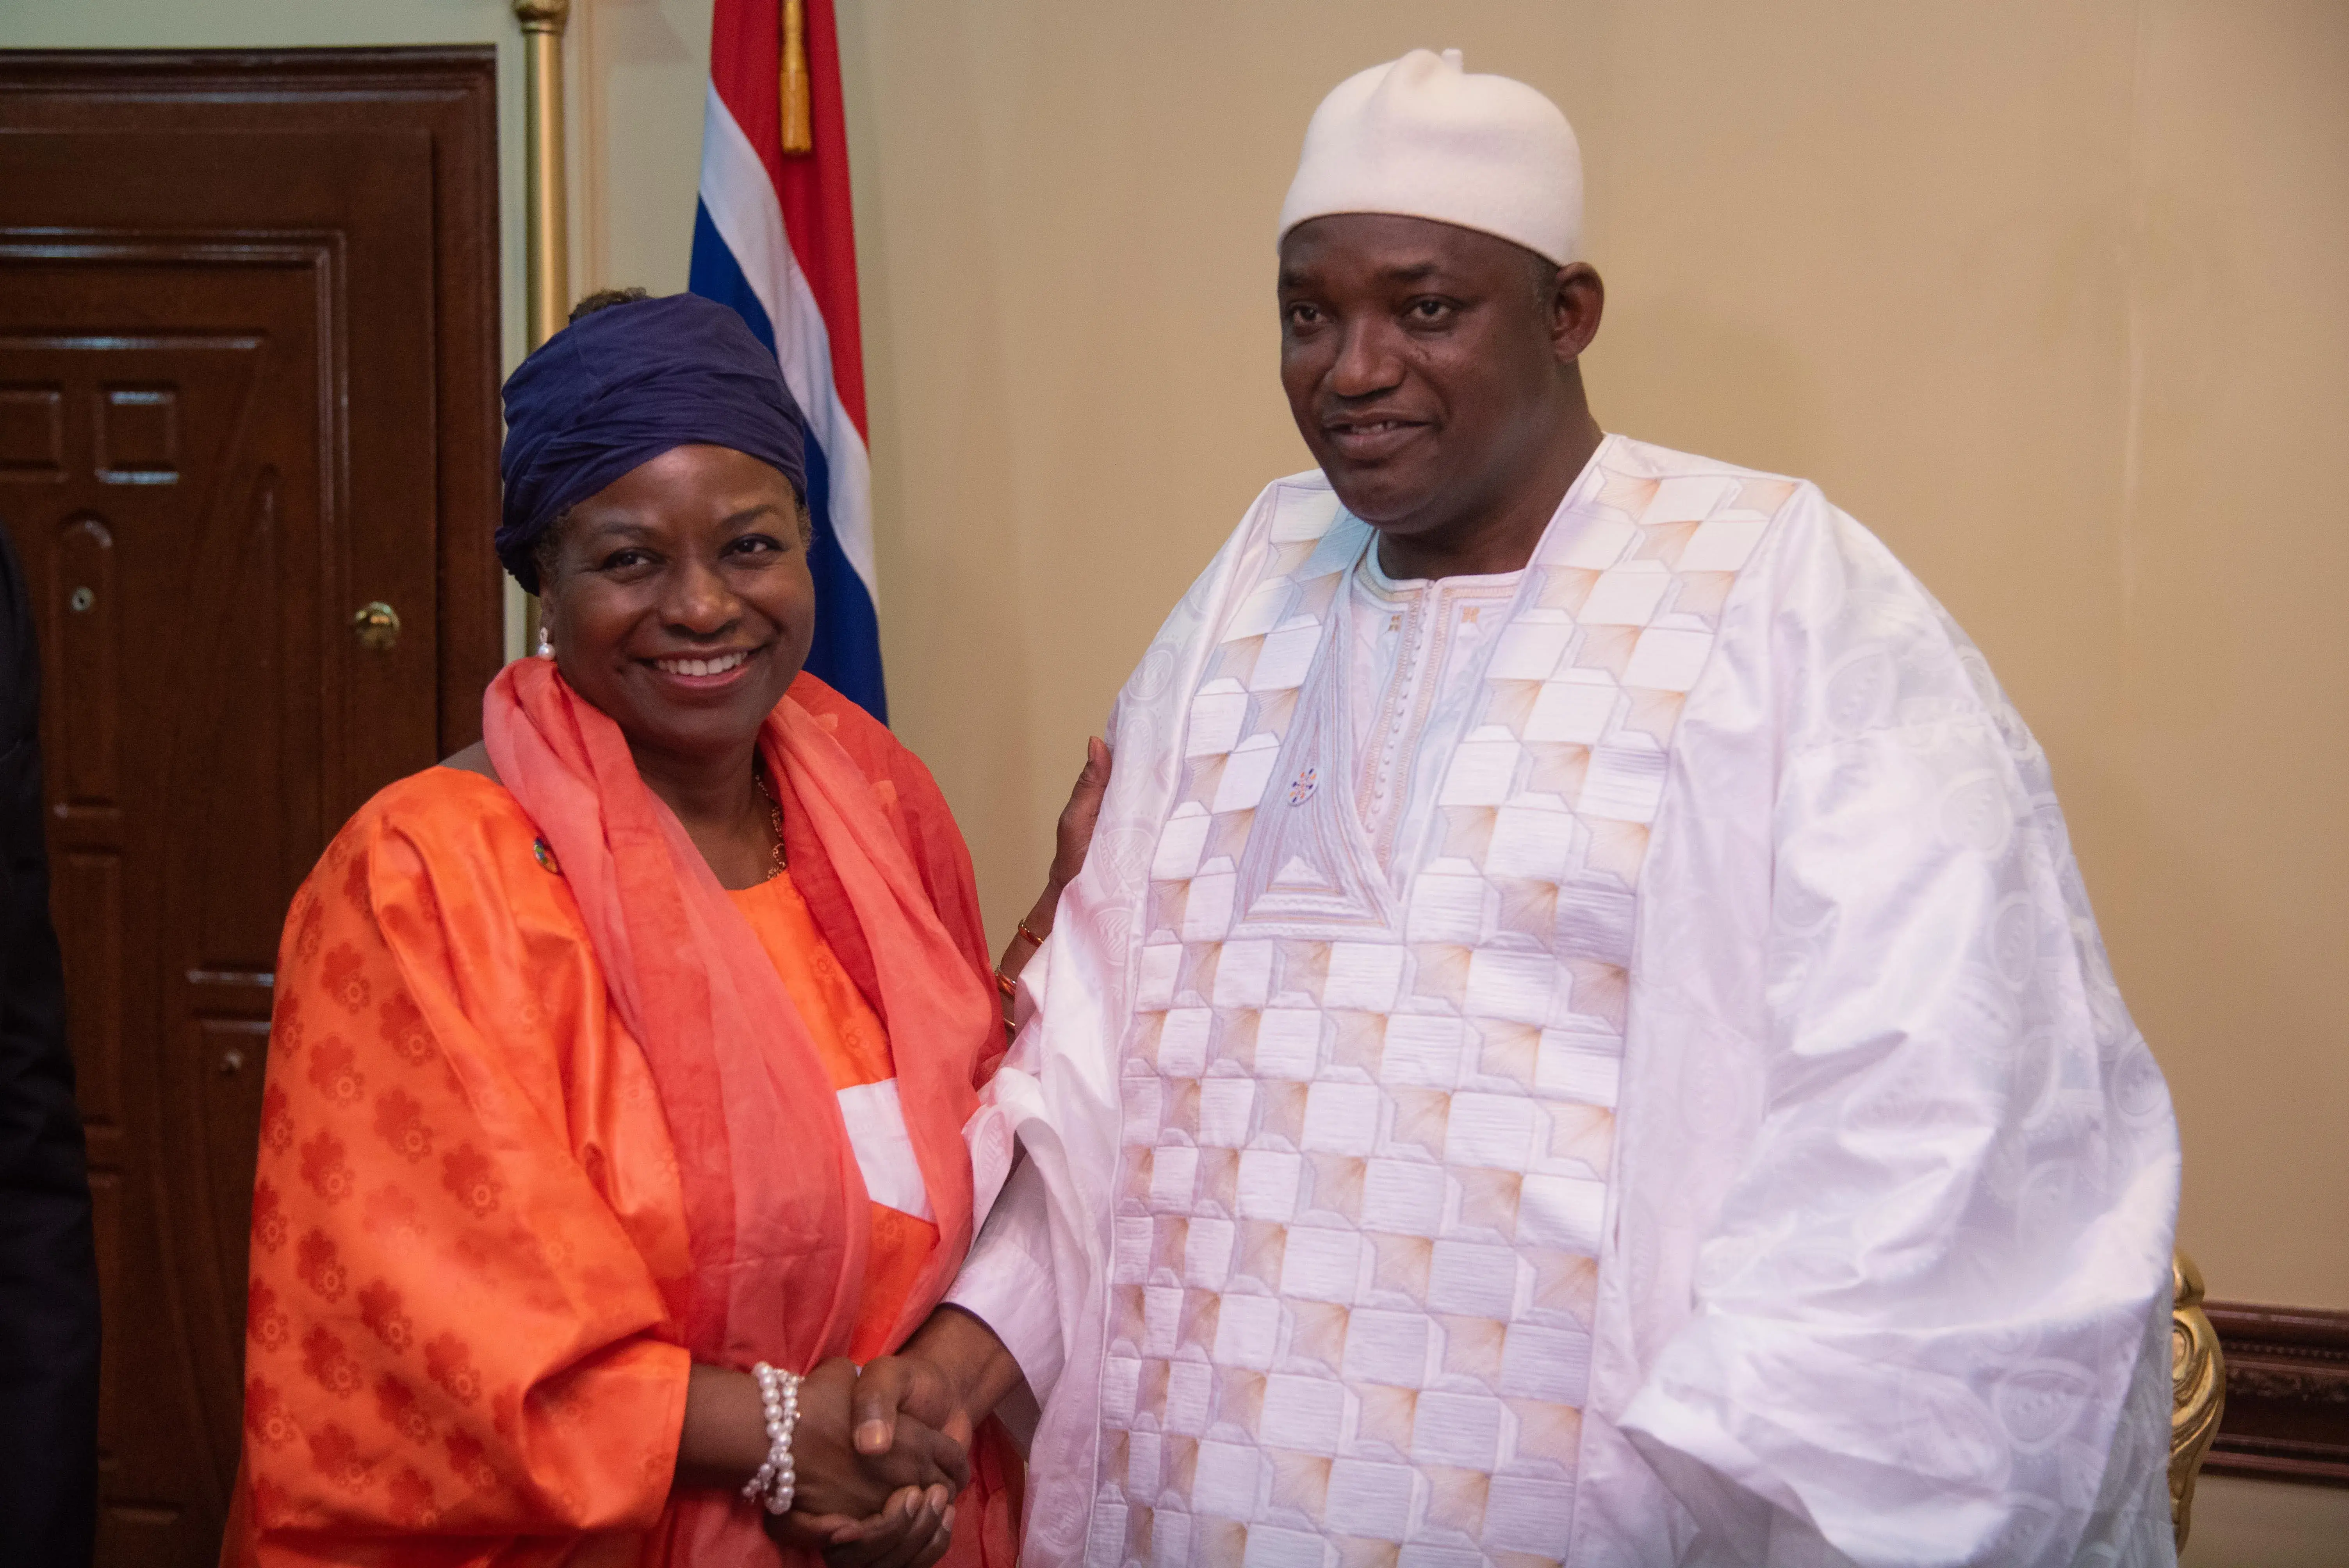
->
{"left": 536, "top": 619, "right": 554, "bottom": 658}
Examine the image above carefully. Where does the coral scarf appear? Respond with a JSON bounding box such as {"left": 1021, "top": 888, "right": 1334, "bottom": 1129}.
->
{"left": 483, "top": 659, "right": 1002, "bottom": 1559}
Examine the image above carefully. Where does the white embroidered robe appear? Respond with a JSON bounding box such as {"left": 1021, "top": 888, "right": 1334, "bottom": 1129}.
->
{"left": 954, "top": 435, "right": 2181, "bottom": 1568}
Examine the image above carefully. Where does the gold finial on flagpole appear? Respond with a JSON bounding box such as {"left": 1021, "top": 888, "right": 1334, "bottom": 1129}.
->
{"left": 780, "top": 0, "right": 814, "bottom": 155}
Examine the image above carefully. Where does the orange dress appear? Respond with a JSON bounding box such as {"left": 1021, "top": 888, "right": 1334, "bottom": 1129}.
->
{"left": 229, "top": 766, "right": 1021, "bottom": 1567}
{"left": 727, "top": 873, "right": 938, "bottom": 1366}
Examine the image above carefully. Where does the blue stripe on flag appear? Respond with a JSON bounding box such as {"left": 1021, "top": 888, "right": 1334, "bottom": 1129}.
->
{"left": 689, "top": 201, "right": 889, "bottom": 722}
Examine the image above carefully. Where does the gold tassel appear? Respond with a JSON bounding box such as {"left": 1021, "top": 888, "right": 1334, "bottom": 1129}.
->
{"left": 780, "top": 0, "right": 814, "bottom": 155}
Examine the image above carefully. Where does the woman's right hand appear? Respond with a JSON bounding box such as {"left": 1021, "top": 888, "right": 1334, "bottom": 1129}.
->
{"left": 766, "top": 1361, "right": 962, "bottom": 1563}
{"left": 802, "top": 1338, "right": 987, "bottom": 1568}
{"left": 784, "top": 1358, "right": 969, "bottom": 1521}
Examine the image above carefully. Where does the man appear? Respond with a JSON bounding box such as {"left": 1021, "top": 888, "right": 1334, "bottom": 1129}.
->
{"left": 0, "top": 525, "right": 100, "bottom": 1566}
{"left": 869, "top": 49, "right": 2180, "bottom": 1567}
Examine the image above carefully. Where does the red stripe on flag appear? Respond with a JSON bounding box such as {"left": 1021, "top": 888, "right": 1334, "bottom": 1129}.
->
{"left": 708, "top": 0, "right": 870, "bottom": 441}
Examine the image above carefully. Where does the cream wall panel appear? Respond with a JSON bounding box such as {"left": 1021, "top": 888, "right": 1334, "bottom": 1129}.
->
{"left": 2111, "top": 0, "right": 2349, "bottom": 1317}
{"left": 571, "top": 0, "right": 708, "bottom": 300}
{"left": 2180, "top": 1475, "right": 2349, "bottom": 1567}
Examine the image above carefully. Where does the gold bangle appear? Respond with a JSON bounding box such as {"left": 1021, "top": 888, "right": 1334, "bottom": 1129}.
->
{"left": 993, "top": 968, "right": 1017, "bottom": 999}
{"left": 1015, "top": 918, "right": 1049, "bottom": 949}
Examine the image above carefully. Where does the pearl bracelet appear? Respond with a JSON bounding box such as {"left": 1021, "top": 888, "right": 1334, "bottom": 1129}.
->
{"left": 740, "top": 1362, "right": 804, "bottom": 1516}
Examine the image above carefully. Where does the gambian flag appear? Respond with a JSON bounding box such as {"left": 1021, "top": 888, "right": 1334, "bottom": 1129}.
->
{"left": 692, "top": 0, "right": 886, "bottom": 719}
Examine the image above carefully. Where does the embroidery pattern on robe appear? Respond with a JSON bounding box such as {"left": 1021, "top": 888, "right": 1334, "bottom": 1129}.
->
{"left": 1091, "top": 453, "right": 1789, "bottom": 1566}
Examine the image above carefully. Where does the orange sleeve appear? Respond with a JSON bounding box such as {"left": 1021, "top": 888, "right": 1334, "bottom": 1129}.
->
{"left": 242, "top": 777, "right": 690, "bottom": 1552}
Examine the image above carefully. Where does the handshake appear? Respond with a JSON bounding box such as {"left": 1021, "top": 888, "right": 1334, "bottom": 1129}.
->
{"left": 761, "top": 1345, "right": 986, "bottom": 1568}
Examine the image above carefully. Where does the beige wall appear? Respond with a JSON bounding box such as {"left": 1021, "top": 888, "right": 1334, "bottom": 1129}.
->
{"left": 2181, "top": 1473, "right": 2349, "bottom": 1568}
{"left": 826, "top": 0, "right": 2349, "bottom": 1318}
{"left": 14, "top": 0, "right": 2347, "bottom": 1547}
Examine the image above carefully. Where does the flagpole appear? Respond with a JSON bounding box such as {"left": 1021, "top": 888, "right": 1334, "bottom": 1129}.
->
{"left": 514, "top": 0, "right": 572, "bottom": 653}
{"left": 514, "top": 0, "right": 574, "bottom": 350}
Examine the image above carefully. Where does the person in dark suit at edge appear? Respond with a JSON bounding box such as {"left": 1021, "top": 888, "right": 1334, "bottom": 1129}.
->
{"left": 0, "top": 525, "right": 100, "bottom": 1566}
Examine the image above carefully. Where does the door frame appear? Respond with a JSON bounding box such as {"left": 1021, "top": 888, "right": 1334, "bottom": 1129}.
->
{"left": 0, "top": 46, "right": 505, "bottom": 756}
{"left": 0, "top": 47, "right": 505, "bottom": 1556}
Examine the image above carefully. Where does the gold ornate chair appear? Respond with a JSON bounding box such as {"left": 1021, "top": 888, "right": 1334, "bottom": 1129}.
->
{"left": 2171, "top": 1250, "right": 2226, "bottom": 1548}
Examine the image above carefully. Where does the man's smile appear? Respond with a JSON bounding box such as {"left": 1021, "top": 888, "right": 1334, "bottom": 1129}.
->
{"left": 1321, "top": 412, "right": 1432, "bottom": 461}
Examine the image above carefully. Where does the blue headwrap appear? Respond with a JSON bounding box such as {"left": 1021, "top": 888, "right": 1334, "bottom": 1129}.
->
{"left": 496, "top": 293, "right": 809, "bottom": 593}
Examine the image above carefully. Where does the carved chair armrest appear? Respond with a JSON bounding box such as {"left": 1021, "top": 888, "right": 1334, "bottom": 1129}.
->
{"left": 2171, "top": 1249, "right": 2226, "bottom": 1549}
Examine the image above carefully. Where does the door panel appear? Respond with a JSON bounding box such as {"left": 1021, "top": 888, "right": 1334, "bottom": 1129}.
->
{"left": 0, "top": 51, "right": 500, "bottom": 1566}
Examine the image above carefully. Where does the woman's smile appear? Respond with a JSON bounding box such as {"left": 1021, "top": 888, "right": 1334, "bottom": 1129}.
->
{"left": 648, "top": 646, "right": 759, "bottom": 683}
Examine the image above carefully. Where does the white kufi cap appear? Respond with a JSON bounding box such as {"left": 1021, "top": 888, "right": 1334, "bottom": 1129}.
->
{"left": 1278, "top": 49, "right": 1583, "bottom": 265}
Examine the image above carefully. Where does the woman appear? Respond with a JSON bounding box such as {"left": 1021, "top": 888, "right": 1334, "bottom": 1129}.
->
{"left": 230, "top": 291, "right": 1098, "bottom": 1567}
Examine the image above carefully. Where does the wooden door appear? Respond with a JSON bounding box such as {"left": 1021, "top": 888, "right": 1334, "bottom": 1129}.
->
{"left": 0, "top": 50, "right": 502, "bottom": 1566}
